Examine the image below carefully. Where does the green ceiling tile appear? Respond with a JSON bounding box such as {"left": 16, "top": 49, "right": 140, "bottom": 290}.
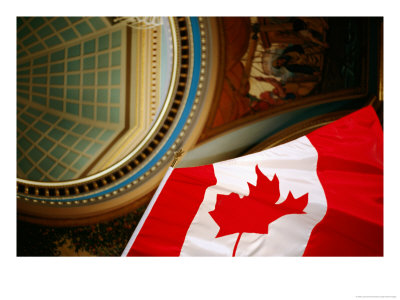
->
{"left": 17, "top": 76, "right": 27, "bottom": 84}
{"left": 17, "top": 17, "right": 24, "bottom": 29}
{"left": 110, "top": 107, "right": 120, "bottom": 123}
{"left": 17, "top": 69, "right": 29, "bottom": 76}
{"left": 83, "top": 73, "right": 95, "bottom": 86}
{"left": 75, "top": 21, "right": 93, "bottom": 36}
{"left": 27, "top": 107, "right": 42, "bottom": 116}
{"left": 50, "top": 62, "right": 64, "bottom": 73}
{"left": 39, "top": 156, "right": 56, "bottom": 171}
{"left": 34, "top": 121, "right": 51, "bottom": 133}
{"left": 17, "top": 51, "right": 28, "bottom": 59}
{"left": 17, "top": 105, "right": 23, "bottom": 113}
{"left": 51, "top": 49, "right": 65, "bottom": 62}
{"left": 86, "top": 142, "right": 102, "bottom": 156}
{"left": 82, "top": 104, "right": 94, "bottom": 119}
{"left": 84, "top": 39, "right": 96, "bottom": 54}
{"left": 49, "top": 164, "right": 66, "bottom": 178}
{"left": 60, "top": 28, "right": 78, "bottom": 42}
{"left": 17, "top": 148, "right": 23, "bottom": 160}
{"left": 26, "top": 128, "right": 41, "bottom": 141}
{"left": 50, "top": 87, "right": 64, "bottom": 98}
{"left": 68, "top": 44, "right": 81, "bottom": 58}
{"left": 97, "top": 53, "right": 109, "bottom": 68}
{"left": 97, "top": 89, "right": 107, "bottom": 103}
{"left": 27, "top": 168, "right": 43, "bottom": 181}
{"left": 62, "top": 151, "right": 79, "bottom": 164}
{"left": 97, "top": 71, "right": 108, "bottom": 86}
{"left": 111, "top": 30, "right": 121, "bottom": 48}
{"left": 43, "top": 113, "right": 59, "bottom": 124}
{"left": 17, "top": 26, "right": 30, "bottom": 40}
{"left": 33, "top": 55, "right": 48, "bottom": 65}
{"left": 22, "top": 34, "right": 38, "bottom": 47}
{"left": 32, "top": 86, "right": 47, "bottom": 95}
{"left": 38, "top": 137, "right": 55, "bottom": 151}
{"left": 82, "top": 89, "right": 94, "bottom": 102}
{"left": 33, "top": 66, "right": 47, "bottom": 75}
{"left": 73, "top": 155, "right": 90, "bottom": 169}
{"left": 111, "top": 69, "right": 120, "bottom": 85}
{"left": 17, "top": 61, "right": 30, "bottom": 68}
{"left": 66, "top": 102, "right": 79, "bottom": 115}
{"left": 28, "top": 147, "right": 45, "bottom": 161}
{"left": 61, "top": 134, "right": 79, "bottom": 146}
{"left": 67, "top": 59, "right": 81, "bottom": 71}
{"left": 58, "top": 119, "right": 75, "bottom": 130}
{"left": 50, "top": 75, "right": 64, "bottom": 85}
{"left": 72, "top": 123, "right": 90, "bottom": 134}
{"left": 98, "top": 34, "right": 109, "bottom": 51}
{"left": 50, "top": 145, "right": 68, "bottom": 159}
{"left": 75, "top": 138, "right": 91, "bottom": 152}
{"left": 68, "top": 17, "right": 82, "bottom": 24}
{"left": 37, "top": 25, "right": 54, "bottom": 38}
{"left": 20, "top": 113, "right": 34, "bottom": 124}
{"left": 28, "top": 43, "right": 45, "bottom": 54}
{"left": 111, "top": 50, "right": 121, "bottom": 66}
{"left": 17, "top": 92, "right": 29, "bottom": 99}
{"left": 32, "top": 76, "right": 47, "bottom": 84}
{"left": 67, "top": 74, "right": 80, "bottom": 86}
{"left": 88, "top": 17, "right": 106, "bottom": 30}
{"left": 61, "top": 170, "right": 76, "bottom": 180}
{"left": 83, "top": 56, "right": 95, "bottom": 70}
{"left": 86, "top": 127, "right": 102, "bottom": 138}
{"left": 48, "top": 127, "right": 65, "bottom": 140}
{"left": 51, "top": 18, "right": 69, "bottom": 31}
{"left": 17, "top": 119, "right": 27, "bottom": 131}
{"left": 17, "top": 84, "right": 29, "bottom": 91}
{"left": 99, "top": 129, "right": 114, "bottom": 142}
{"left": 96, "top": 106, "right": 107, "bottom": 122}
{"left": 66, "top": 88, "right": 80, "bottom": 100}
{"left": 19, "top": 137, "right": 32, "bottom": 150}
{"left": 29, "top": 17, "right": 45, "bottom": 29}
{"left": 44, "top": 35, "right": 62, "bottom": 48}
{"left": 49, "top": 99, "right": 63, "bottom": 111}
{"left": 19, "top": 157, "right": 33, "bottom": 174}
{"left": 17, "top": 101, "right": 27, "bottom": 109}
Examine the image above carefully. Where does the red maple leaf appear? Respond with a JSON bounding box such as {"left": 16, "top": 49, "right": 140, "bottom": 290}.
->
{"left": 208, "top": 165, "right": 308, "bottom": 256}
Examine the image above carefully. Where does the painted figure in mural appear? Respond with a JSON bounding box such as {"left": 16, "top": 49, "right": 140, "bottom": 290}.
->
{"left": 272, "top": 44, "right": 321, "bottom": 80}
{"left": 291, "top": 18, "right": 329, "bottom": 49}
{"left": 244, "top": 17, "right": 329, "bottom": 111}
{"left": 261, "top": 44, "right": 323, "bottom": 85}
{"left": 250, "top": 76, "right": 317, "bottom": 110}
{"left": 254, "top": 76, "right": 295, "bottom": 105}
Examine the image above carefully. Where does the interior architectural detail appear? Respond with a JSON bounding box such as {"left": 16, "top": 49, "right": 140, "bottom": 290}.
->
{"left": 16, "top": 17, "right": 383, "bottom": 256}
{"left": 17, "top": 17, "right": 221, "bottom": 219}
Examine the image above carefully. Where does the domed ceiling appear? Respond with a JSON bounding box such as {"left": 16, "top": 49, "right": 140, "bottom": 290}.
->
{"left": 17, "top": 17, "right": 174, "bottom": 181}
{"left": 17, "top": 17, "right": 222, "bottom": 219}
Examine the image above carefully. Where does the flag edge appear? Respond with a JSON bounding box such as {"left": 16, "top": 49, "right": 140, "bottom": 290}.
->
{"left": 121, "top": 167, "right": 174, "bottom": 256}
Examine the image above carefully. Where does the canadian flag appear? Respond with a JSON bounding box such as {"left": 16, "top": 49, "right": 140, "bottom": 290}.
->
{"left": 122, "top": 106, "right": 383, "bottom": 256}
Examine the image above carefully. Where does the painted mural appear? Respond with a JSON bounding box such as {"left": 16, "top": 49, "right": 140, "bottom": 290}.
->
{"left": 201, "top": 17, "right": 370, "bottom": 140}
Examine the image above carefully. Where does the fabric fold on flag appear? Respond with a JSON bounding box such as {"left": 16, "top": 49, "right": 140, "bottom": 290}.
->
{"left": 122, "top": 106, "right": 383, "bottom": 257}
